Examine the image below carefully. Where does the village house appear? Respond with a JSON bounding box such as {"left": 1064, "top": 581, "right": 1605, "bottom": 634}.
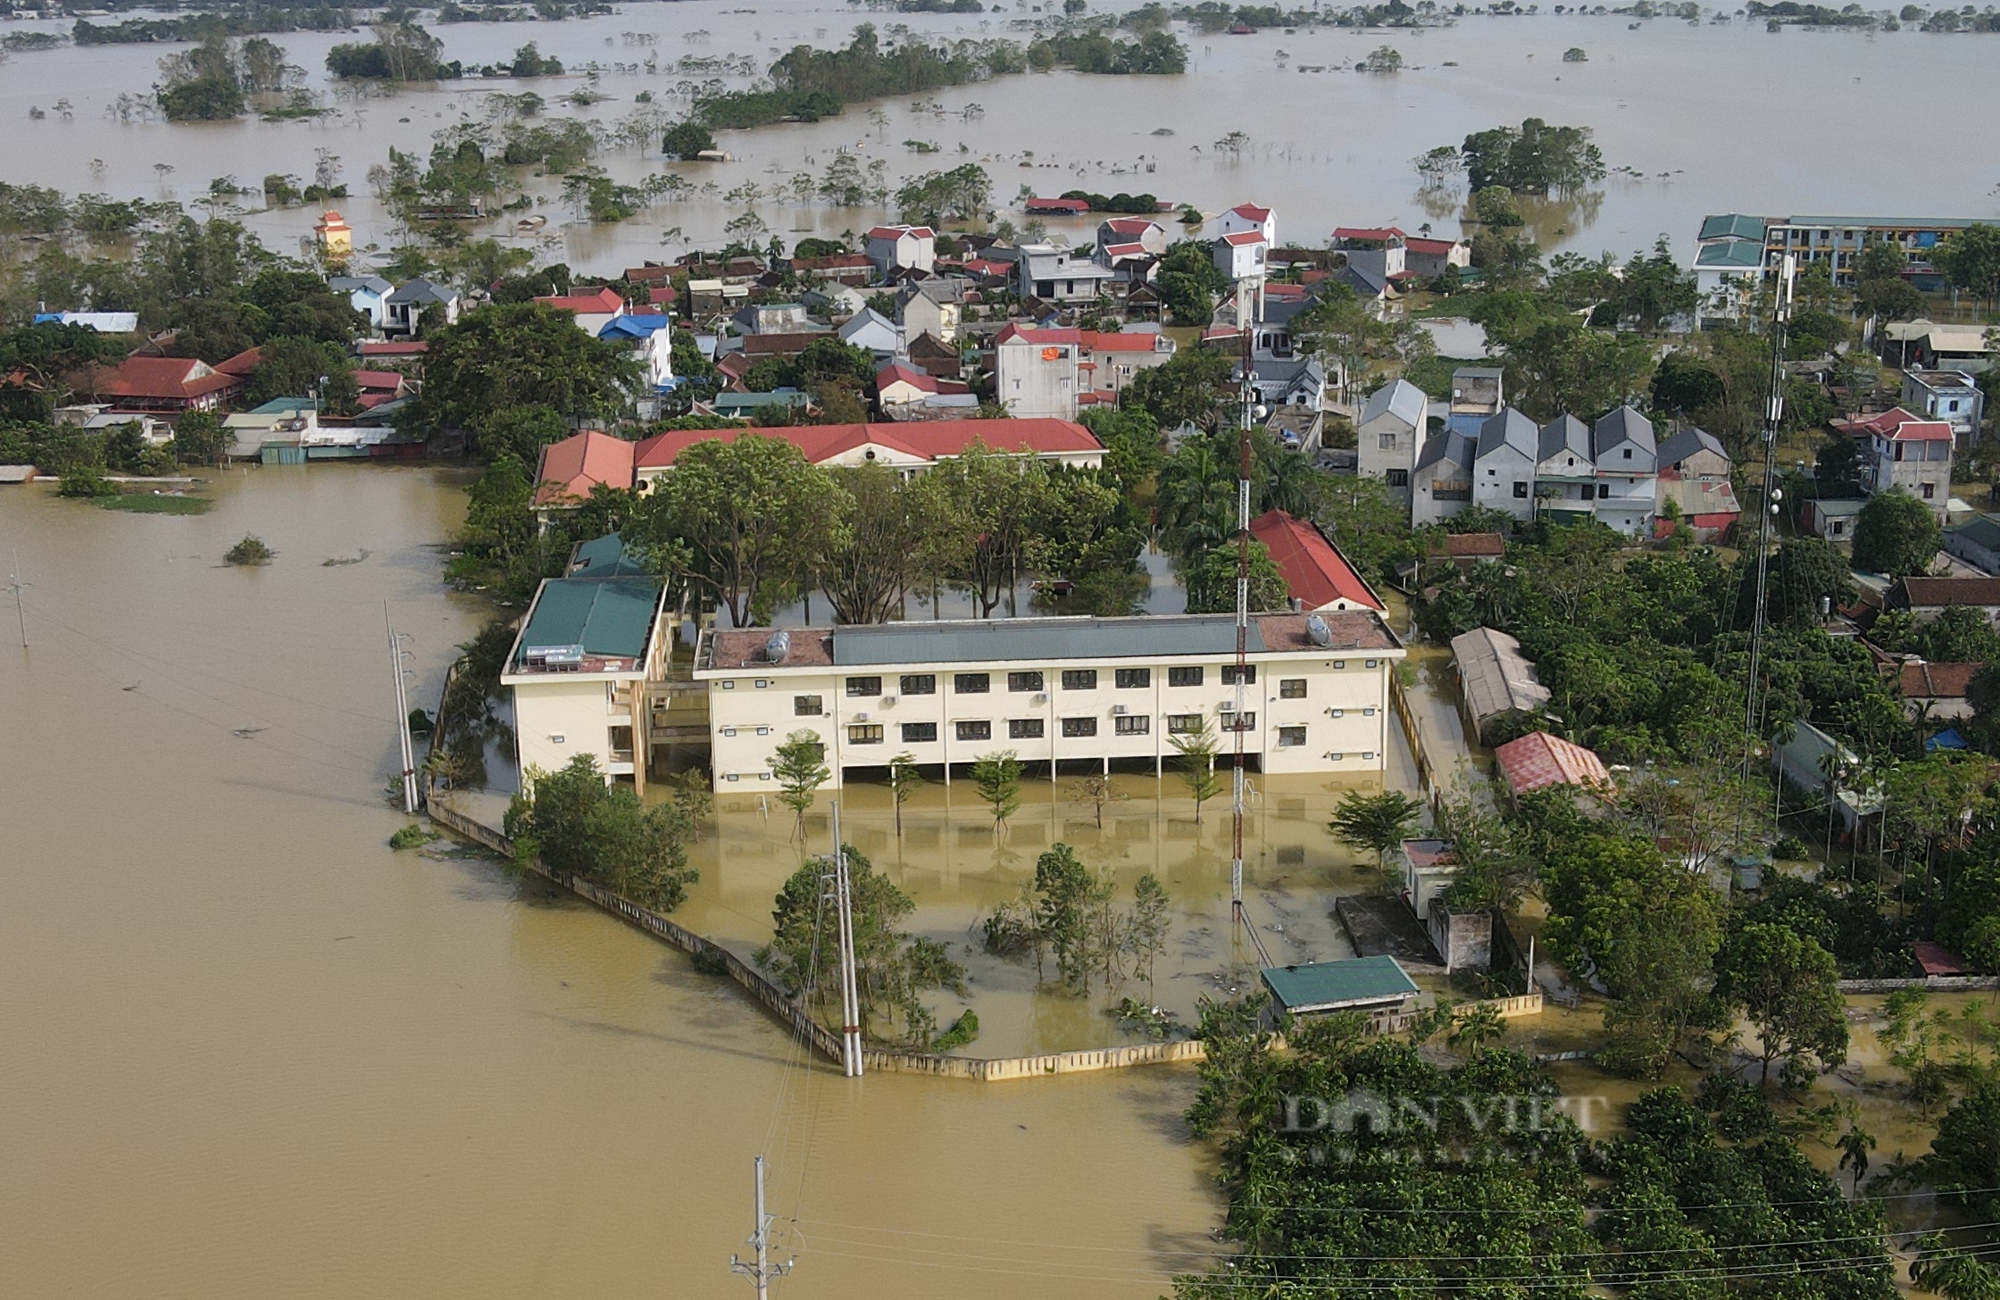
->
{"left": 1213, "top": 231, "right": 1269, "bottom": 283}
{"left": 837, "top": 307, "right": 903, "bottom": 358}
{"left": 1911, "top": 323, "right": 1995, "bottom": 374}
{"left": 1411, "top": 428, "right": 1476, "bottom": 528}
{"left": 598, "top": 314, "right": 677, "bottom": 413}
{"left": 1901, "top": 370, "right": 1985, "bottom": 441}
{"left": 1249, "top": 510, "right": 1384, "bottom": 613}
{"left": 1495, "top": 731, "right": 1612, "bottom": 804}
{"left": 531, "top": 428, "right": 636, "bottom": 510}
{"left": 535, "top": 285, "right": 628, "bottom": 336}
{"left": 1775, "top": 720, "right": 1881, "bottom": 833}
{"left": 1896, "top": 659, "right": 1979, "bottom": 722}
{"left": 1944, "top": 513, "right": 2000, "bottom": 576}
{"left": 313, "top": 210, "right": 353, "bottom": 261}
{"left": 1447, "top": 367, "right": 1504, "bottom": 436}
{"left": 1355, "top": 378, "right": 1431, "bottom": 506}
{"left": 1016, "top": 244, "right": 1116, "bottom": 302}
{"left": 503, "top": 535, "right": 670, "bottom": 796}
{"left": 1093, "top": 216, "right": 1169, "bottom": 281}
{"left": 1403, "top": 235, "right": 1471, "bottom": 281}
{"left": 896, "top": 279, "right": 967, "bottom": 344}
{"left": 382, "top": 278, "right": 461, "bottom": 337}
{"left": 874, "top": 361, "right": 976, "bottom": 415}
{"left": 1885, "top": 576, "right": 2000, "bottom": 626}
{"left": 329, "top": 275, "right": 393, "bottom": 331}
{"left": 1592, "top": 405, "right": 1659, "bottom": 537}
{"left": 1078, "top": 328, "right": 1176, "bottom": 405}
{"left": 731, "top": 301, "right": 815, "bottom": 336}
{"left": 1533, "top": 414, "right": 1597, "bottom": 525}
{"left": 1216, "top": 202, "right": 1276, "bottom": 247}
{"left": 80, "top": 355, "right": 244, "bottom": 414}
{"left": 790, "top": 253, "right": 876, "bottom": 286}
{"left": 1451, "top": 627, "right": 1553, "bottom": 744}
{"left": 1471, "top": 407, "right": 1541, "bottom": 523}
{"left": 1838, "top": 407, "right": 1953, "bottom": 520}
{"left": 693, "top": 610, "right": 1404, "bottom": 790}
{"left": 1807, "top": 497, "right": 1867, "bottom": 544}
{"left": 994, "top": 325, "right": 1174, "bottom": 418}
{"left": 1331, "top": 227, "right": 1408, "bottom": 286}
{"left": 1654, "top": 426, "right": 1740, "bottom": 540}
{"left": 907, "top": 331, "right": 963, "bottom": 380}
{"left": 864, "top": 224, "right": 936, "bottom": 276}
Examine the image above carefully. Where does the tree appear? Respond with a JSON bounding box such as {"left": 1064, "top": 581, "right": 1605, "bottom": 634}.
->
{"left": 244, "top": 336, "right": 358, "bottom": 413}
{"left": 634, "top": 435, "right": 846, "bottom": 627}
{"left": 1851, "top": 489, "right": 1941, "bottom": 576}
{"left": 1713, "top": 921, "right": 1849, "bottom": 1086}
{"left": 169, "top": 409, "right": 230, "bottom": 466}
{"left": 1126, "top": 872, "right": 1171, "bottom": 998}
{"left": 893, "top": 163, "right": 990, "bottom": 226}
{"left": 1155, "top": 433, "right": 1238, "bottom": 561}
{"left": 1496, "top": 316, "right": 1655, "bottom": 420}
{"left": 1838, "top": 1123, "right": 1876, "bottom": 1196}
{"left": 1033, "top": 843, "right": 1107, "bottom": 993}
{"left": 771, "top": 730, "right": 830, "bottom": 838}
{"left": 504, "top": 755, "right": 697, "bottom": 910}
{"left": 416, "top": 302, "right": 640, "bottom": 439}
{"left": 1327, "top": 791, "right": 1425, "bottom": 870}
{"left": 1122, "top": 344, "right": 1234, "bottom": 430}
{"left": 1171, "top": 721, "right": 1224, "bottom": 823}
{"left": 471, "top": 404, "right": 568, "bottom": 467}
{"left": 1183, "top": 541, "right": 1289, "bottom": 615}
{"left": 1070, "top": 773, "right": 1118, "bottom": 828}
{"left": 887, "top": 752, "right": 922, "bottom": 839}
{"left": 970, "top": 751, "right": 1023, "bottom": 830}
{"left": 1934, "top": 222, "right": 2000, "bottom": 310}
{"left": 1924, "top": 1079, "right": 2000, "bottom": 1221}
{"left": 819, "top": 463, "right": 950, "bottom": 624}
{"left": 928, "top": 448, "right": 1046, "bottom": 618}
{"left": 1456, "top": 117, "right": 1606, "bottom": 195}
{"left": 1154, "top": 239, "right": 1229, "bottom": 326}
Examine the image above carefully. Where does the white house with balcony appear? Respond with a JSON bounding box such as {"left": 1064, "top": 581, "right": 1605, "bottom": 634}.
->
{"left": 1591, "top": 405, "right": 1658, "bottom": 536}
{"left": 693, "top": 613, "right": 1405, "bottom": 791}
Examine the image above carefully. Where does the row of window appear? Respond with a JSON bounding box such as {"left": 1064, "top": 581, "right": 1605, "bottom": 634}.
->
{"left": 833, "top": 666, "right": 1263, "bottom": 699}
{"left": 841, "top": 713, "right": 1264, "bottom": 745}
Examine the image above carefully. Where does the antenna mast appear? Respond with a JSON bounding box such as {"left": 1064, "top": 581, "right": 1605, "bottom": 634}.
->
{"left": 1232, "top": 278, "right": 1255, "bottom": 939}
{"left": 1743, "top": 254, "right": 1795, "bottom": 764}
{"left": 830, "top": 801, "right": 862, "bottom": 1078}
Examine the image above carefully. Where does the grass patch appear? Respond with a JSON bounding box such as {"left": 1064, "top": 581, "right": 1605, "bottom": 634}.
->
{"left": 101, "top": 494, "right": 212, "bottom": 515}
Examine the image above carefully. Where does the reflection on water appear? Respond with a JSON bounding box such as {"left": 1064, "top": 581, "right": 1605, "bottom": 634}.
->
{"left": 0, "top": 467, "right": 1218, "bottom": 1298}
{"left": 2, "top": 7, "right": 1997, "bottom": 275}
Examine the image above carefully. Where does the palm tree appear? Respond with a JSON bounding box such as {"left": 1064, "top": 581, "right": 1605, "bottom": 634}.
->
{"left": 1837, "top": 1123, "right": 1875, "bottom": 1196}
{"left": 1156, "top": 436, "right": 1237, "bottom": 563}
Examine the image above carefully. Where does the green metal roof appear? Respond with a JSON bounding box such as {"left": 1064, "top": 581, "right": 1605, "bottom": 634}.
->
{"left": 249, "top": 397, "right": 317, "bottom": 415}
{"left": 1781, "top": 216, "right": 1977, "bottom": 230}
{"left": 569, "top": 531, "right": 650, "bottom": 578}
{"left": 713, "top": 388, "right": 807, "bottom": 411}
{"left": 1699, "top": 213, "right": 1767, "bottom": 242}
{"left": 830, "top": 615, "right": 1266, "bottom": 667}
{"left": 1695, "top": 238, "right": 1764, "bottom": 269}
{"left": 516, "top": 576, "right": 660, "bottom": 665}
{"left": 1950, "top": 513, "right": 2000, "bottom": 554}
{"left": 1261, "top": 956, "right": 1418, "bottom": 1014}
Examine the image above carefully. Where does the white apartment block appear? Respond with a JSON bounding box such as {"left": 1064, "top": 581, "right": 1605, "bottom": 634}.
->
{"left": 694, "top": 613, "right": 1405, "bottom": 791}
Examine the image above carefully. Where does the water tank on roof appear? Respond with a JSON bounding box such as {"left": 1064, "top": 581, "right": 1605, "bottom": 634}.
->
{"left": 766, "top": 630, "right": 790, "bottom": 664}
{"left": 1306, "top": 613, "right": 1332, "bottom": 647}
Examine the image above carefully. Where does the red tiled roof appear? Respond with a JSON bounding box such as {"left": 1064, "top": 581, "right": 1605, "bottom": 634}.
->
{"left": 1895, "top": 576, "right": 2000, "bottom": 610}
{"left": 1024, "top": 198, "right": 1090, "bottom": 213}
{"left": 533, "top": 429, "right": 635, "bottom": 506}
{"left": 996, "top": 324, "right": 1084, "bottom": 346}
{"left": 867, "top": 225, "right": 935, "bottom": 240}
{"left": 623, "top": 265, "right": 673, "bottom": 283}
{"left": 1222, "top": 231, "right": 1266, "bottom": 246}
{"left": 1102, "top": 241, "right": 1150, "bottom": 258}
{"left": 633, "top": 419, "right": 1101, "bottom": 470}
{"left": 1836, "top": 406, "right": 1952, "bottom": 440}
{"left": 87, "top": 357, "right": 242, "bottom": 402}
{"left": 1333, "top": 226, "right": 1406, "bottom": 242}
{"left": 1439, "top": 532, "right": 1505, "bottom": 559}
{"left": 1264, "top": 282, "right": 1307, "bottom": 299}
{"left": 648, "top": 286, "right": 679, "bottom": 306}
{"left": 358, "top": 340, "right": 428, "bottom": 356}
{"left": 961, "top": 258, "right": 1013, "bottom": 277}
{"left": 214, "top": 347, "right": 262, "bottom": 377}
{"left": 535, "top": 286, "right": 625, "bottom": 315}
{"left": 1229, "top": 203, "right": 1271, "bottom": 221}
{"left": 1900, "top": 661, "right": 1979, "bottom": 699}
{"left": 740, "top": 333, "right": 823, "bottom": 357}
{"left": 1914, "top": 941, "right": 1966, "bottom": 976}
{"left": 791, "top": 253, "right": 872, "bottom": 271}
{"left": 1889, "top": 419, "right": 1953, "bottom": 441}
{"left": 1103, "top": 217, "right": 1158, "bottom": 235}
{"left": 353, "top": 370, "right": 403, "bottom": 391}
{"left": 1406, "top": 237, "right": 1457, "bottom": 254}
{"left": 1080, "top": 330, "right": 1166, "bottom": 353}
{"left": 1494, "top": 731, "right": 1612, "bottom": 797}
{"left": 1250, "top": 509, "right": 1384, "bottom": 611}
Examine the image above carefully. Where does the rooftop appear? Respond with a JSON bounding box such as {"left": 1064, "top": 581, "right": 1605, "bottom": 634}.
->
{"left": 1450, "top": 627, "right": 1552, "bottom": 726}
{"left": 510, "top": 574, "right": 661, "bottom": 675}
{"left": 1495, "top": 731, "right": 1611, "bottom": 796}
{"left": 1894, "top": 576, "right": 2000, "bottom": 609}
{"left": 632, "top": 418, "right": 1101, "bottom": 470}
{"left": 1249, "top": 509, "right": 1384, "bottom": 612}
{"left": 1901, "top": 661, "right": 1980, "bottom": 700}
{"left": 1261, "top": 956, "right": 1418, "bottom": 1015}
{"left": 703, "top": 611, "right": 1399, "bottom": 672}
{"left": 533, "top": 429, "right": 635, "bottom": 506}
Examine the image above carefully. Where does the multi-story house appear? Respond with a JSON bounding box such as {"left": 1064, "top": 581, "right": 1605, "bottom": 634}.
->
{"left": 1470, "top": 408, "right": 1540, "bottom": 523}
{"left": 1850, "top": 408, "right": 1953, "bottom": 520}
{"left": 1447, "top": 367, "right": 1504, "bottom": 436}
{"left": 1533, "top": 415, "right": 1597, "bottom": 525}
{"left": 1591, "top": 406, "right": 1658, "bottom": 536}
{"left": 1902, "top": 369, "right": 1985, "bottom": 442}
{"left": 1411, "top": 429, "right": 1476, "bottom": 527}
{"left": 1016, "top": 244, "right": 1116, "bottom": 302}
{"left": 694, "top": 612, "right": 1405, "bottom": 790}
{"left": 1356, "top": 379, "right": 1430, "bottom": 506}
{"left": 864, "top": 224, "right": 935, "bottom": 276}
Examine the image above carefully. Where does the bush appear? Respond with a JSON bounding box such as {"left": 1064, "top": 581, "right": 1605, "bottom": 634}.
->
{"left": 224, "top": 534, "right": 274, "bottom": 565}
{"left": 930, "top": 1009, "right": 980, "bottom": 1053}
{"left": 1772, "top": 834, "right": 1810, "bottom": 861}
{"left": 662, "top": 119, "right": 717, "bottom": 160}
{"left": 389, "top": 824, "right": 441, "bottom": 849}
{"left": 57, "top": 471, "right": 121, "bottom": 499}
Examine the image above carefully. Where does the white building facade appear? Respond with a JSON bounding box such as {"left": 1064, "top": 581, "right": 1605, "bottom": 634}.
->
{"left": 694, "top": 613, "right": 1405, "bottom": 791}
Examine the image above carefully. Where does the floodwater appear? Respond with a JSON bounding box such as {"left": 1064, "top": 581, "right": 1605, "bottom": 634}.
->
{"left": 4, "top": 3, "right": 2000, "bottom": 276}
{"left": 0, "top": 466, "right": 1224, "bottom": 1298}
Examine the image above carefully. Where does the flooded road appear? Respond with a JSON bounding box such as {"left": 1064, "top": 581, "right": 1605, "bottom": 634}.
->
{"left": 0, "top": 467, "right": 1219, "bottom": 1298}
{"left": 3, "top": 2, "right": 1997, "bottom": 275}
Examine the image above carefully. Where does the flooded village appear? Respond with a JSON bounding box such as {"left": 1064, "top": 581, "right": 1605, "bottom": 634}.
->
{"left": 7, "top": 0, "right": 2000, "bottom": 1296}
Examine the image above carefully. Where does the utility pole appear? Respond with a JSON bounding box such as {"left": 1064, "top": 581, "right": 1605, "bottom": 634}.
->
{"left": 385, "top": 603, "right": 418, "bottom": 814}
{"left": 1743, "top": 254, "right": 1796, "bottom": 778}
{"left": 829, "top": 801, "right": 862, "bottom": 1077}
{"left": 6, "top": 551, "right": 29, "bottom": 649}
{"left": 729, "top": 1155, "right": 790, "bottom": 1300}
{"left": 1232, "top": 278, "right": 1256, "bottom": 940}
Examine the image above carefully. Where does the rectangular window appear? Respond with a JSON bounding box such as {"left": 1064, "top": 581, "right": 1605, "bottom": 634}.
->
{"left": 900, "top": 673, "right": 937, "bottom": 696}
{"left": 1166, "top": 714, "right": 1205, "bottom": 735}
{"left": 1387, "top": 468, "right": 1409, "bottom": 488}
{"left": 1008, "top": 670, "right": 1044, "bottom": 693}
{"left": 1168, "top": 666, "right": 1204, "bottom": 688}
{"left": 1277, "top": 725, "right": 1307, "bottom": 747}
{"left": 1378, "top": 431, "right": 1399, "bottom": 449}
{"left": 1279, "top": 678, "right": 1306, "bottom": 699}
{"left": 1111, "top": 667, "right": 1151, "bottom": 689}
{"left": 901, "top": 722, "right": 937, "bottom": 743}
{"left": 794, "top": 694, "right": 823, "bottom": 716}
{"left": 1221, "top": 665, "right": 1256, "bottom": 686}
{"left": 1598, "top": 483, "right": 1609, "bottom": 499}
{"left": 954, "top": 673, "right": 990, "bottom": 694}
{"left": 848, "top": 724, "right": 883, "bottom": 745}
{"left": 955, "top": 720, "right": 992, "bottom": 741}
{"left": 1512, "top": 481, "right": 1528, "bottom": 499}
{"left": 1061, "top": 716, "right": 1098, "bottom": 738}
{"left": 1923, "top": 482, "right": 1936, "bottom": 499}
{"left": 1114, "top": 715, "right": 1150, "bottom": 736}
{"left": 1009, "top": 718, "right": 1045, "bottom": 739}
{"left": 1220, "top": 711, "right": 1256, "bottom": 732}
{"left": 1061, "top": 669, "right": 1098, "bottom": 691}
{"left": 846, "top": 676, "right": 882, "bottom": 698}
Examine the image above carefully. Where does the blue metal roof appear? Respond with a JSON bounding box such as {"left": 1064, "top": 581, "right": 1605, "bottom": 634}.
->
{"left": 830, "top": 615, "right": 1265, "bottom": 667}
{"left": 1261, "top": 956, "right": 1419, "bottom": 1014}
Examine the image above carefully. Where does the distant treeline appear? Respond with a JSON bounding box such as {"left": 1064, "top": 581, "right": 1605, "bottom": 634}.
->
{"left": 898, "top": 0, "right": 988, "bottom": 11}
{"left": 1135, "top": 0, "right": 1449, "bottom": 31}
{"left": 74, "top": 7, "right": 349, "bottom": 43}
{"left": 696, "top": 23, "right": 1186, "bottom": 131}
{"left": 1059, "top": 190, "right": 1163, "bottom": 214}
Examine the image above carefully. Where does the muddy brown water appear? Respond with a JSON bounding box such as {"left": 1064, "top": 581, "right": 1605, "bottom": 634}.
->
{"left": 0, "top": 467, "right": 1225, "bottom": 1297}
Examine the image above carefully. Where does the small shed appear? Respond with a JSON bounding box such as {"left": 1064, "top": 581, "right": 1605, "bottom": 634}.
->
{"left": 1261, "top": 956, "right": 1419, "bottom": 1018}
{"left": 1494, "top": 731, "right": 1612, "bottom": 800}
{"left": 1450, "top": 627, "right": 1552, "bottom": 743}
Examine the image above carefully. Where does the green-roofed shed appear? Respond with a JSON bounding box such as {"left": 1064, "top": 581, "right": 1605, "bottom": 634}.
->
{"left": 513, "top": 575, "right": 661, "bottom": 670}
{"left": 569, "top": 531, "right": 651, "bottom": 578}
{"left": 1695, "top": 238, "right": 1764, "bottom": 270}
{"left": 1261, "top": 955, "right": 1419, "bottom": 1017}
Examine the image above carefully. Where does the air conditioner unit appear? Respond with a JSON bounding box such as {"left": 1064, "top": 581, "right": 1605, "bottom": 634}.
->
{"left": 882, "top": 695, "right": 897, "bottom": 706}
{"left": 1110, "top": 704, "right": 1128, "bottom": 715}
{"left": 853, "top": 711, "right": 870, "bottom": 721}
{"left": 1032, "top": 693, "right": 1048, "bottom": 705}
